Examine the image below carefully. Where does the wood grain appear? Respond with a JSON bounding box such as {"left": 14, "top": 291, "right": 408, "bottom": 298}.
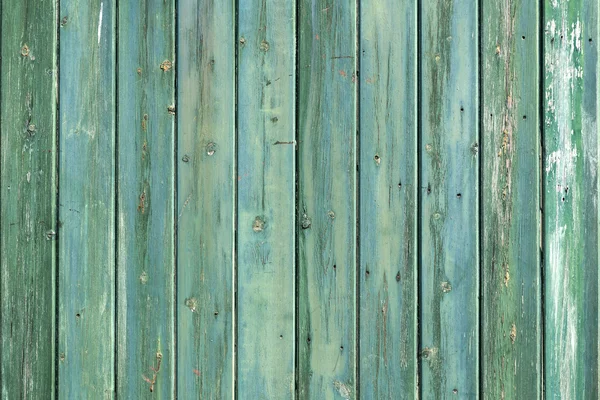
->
{"left": 58, "top": 0, "right": 116, "bottom": 397}
{"left": 236, "top": 0, "right": 296, "bottom": 397}
{"left": 0, "top": 0, "right": 57, "bottom": 397}
{"left": 116, "top": 0, "right": 175, "bottom": 397}
{"left": 481, "top": 0, "right": 542, "bottom": 398}
{"left": 177, "top": 1, "right": 235, "bottom": 397}
{"left": 359, "top": 0, "right": 418, "bottom": 398}
{"left": 298, "top": 0, "right": 357, "bottom": 398}
{"left": 543, "top": 0, "right": 598, "bottom": 397}
{"left": 419, "top": 0, "right": 479, "bottom": 397}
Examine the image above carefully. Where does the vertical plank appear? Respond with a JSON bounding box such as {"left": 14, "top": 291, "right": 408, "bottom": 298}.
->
{"left": 481, "top": 0, "right": 542, "bottom": 398}
{"left": 177, "top": 1, "right": 235, "bottom": 397}
{"left": 297, "top": 0, "right": 357, "bottom": 398}
{"left": 543, "top": 0, "right": 599, "bottom": 397}
{"left": 359, "top": 0, "right": 417, "bottom": 398}
{"left": 58, "top": 0, "right": 116, "bottom": 397}
{"left": 236, "top": 0, "right": 296, "bottom": 397}
{"left": 116, "top": 0, "right": 175, "bottom": 397}
{"left": 0, "top": 0, "right": 57, "bottom": 397}
{"left": 419, "top": 0, "right": 479, "bottom": 397}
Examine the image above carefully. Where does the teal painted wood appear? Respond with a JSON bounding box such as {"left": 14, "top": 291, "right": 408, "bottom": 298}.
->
{"left": 543, "top": 0, "right": 599, "bottom": 397}
{"left": 419, "top": 0, "right": 479, "bottom": 397}
{"left": 58, "top": 0, "right": 116, "bottom": 397}
{"left": 116, "top": 0, "right": 175, "bottom": 397}
{"left": 481, "top": 0, "right": 542, "bottom": 398}
{"left": 236, "top": 0, "right": 296, "bottom": 397}
{"left": 177, "top": 0, "right": 235, "bottom": 397}
{"left": 359, "top": 0, "right": 417, "bottom": 398}
{"left": 298, "top": 0, "right": 357, "bottom": 398}
{"left": 0, "top": 0, "right": 57, "bottom": 397}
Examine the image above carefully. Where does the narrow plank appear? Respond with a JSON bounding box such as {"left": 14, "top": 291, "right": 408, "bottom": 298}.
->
{"left": 0, "top": 0, "right": 57, "bottom": 397}
{"left": 481, "top": 0, "right": 542, "bottom": 398}
{"left": 236, "top": 0, "right": 296, "bottom": 397}
{"left": 116, "top": 0, "right": 175, "bottom": 397}
{"left": 419, "top": 0, "right": 479, "bottom": 397}
{"left": 543, "top": 0, "right": 599, "bottom": 397}
{"left": 358, "top": 0, "right": 418, "bottom": 397}
{"left": 58, "top": 0, "right": 116, "bottom": 397}
{"left": 177, "top": 1, "right": 235, "bottom": 397}
{"left": 297, "top": 0, "right": 357, "bottom": 398}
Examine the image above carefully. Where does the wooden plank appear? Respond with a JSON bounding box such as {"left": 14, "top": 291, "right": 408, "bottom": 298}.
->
{"left": 0, "top": 0, "right": 57, "bottom": 397}
{"left": 116, "top": 0, "right": 175, "bottom": 397}
{"left": 419, "top": 0, "right": 479, "bottom": 397}
{"left": 236, "top": 0, "right": 296, "bottom": 398}
{"left": 58, "top": 0, "right": 116, "bottom": 397}
{"left": 297, "top": 0, "right": 357, "bottom": 398}
{"left": 177, "top": 1, "right": 235, "bottom": 397}
{"left": 543, "top": 0, "right": 599, "bottom": 397}
{"left": 481, "top": 0, "right": 542, "bottom": 398}
{"left": 358, "top": 0, "right": 417, "bottom": 397}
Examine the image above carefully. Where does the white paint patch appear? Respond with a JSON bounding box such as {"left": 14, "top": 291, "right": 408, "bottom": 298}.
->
{"left": 333, "top": 381, "right": 351, "bottom": 399}
{"left": 545, "top": 11, "right": 584, "bottom": 400}
{"left": 98, "top": 3, "right": 103, "bottom": 45}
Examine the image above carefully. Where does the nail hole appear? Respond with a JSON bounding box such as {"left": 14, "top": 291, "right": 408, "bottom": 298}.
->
{"left": 340, "top": 346, "right": 344, "bottom": 351}
{"left": 453, "top": 389, "right": 458, "bottom": 394}
{"left": 460, "top": 106, "right": 464, "bottom": 112}
{"left": 522, "top": 35, "right": 525, "bottom": 40}
{"left": 398, "top": 182, "right": 402, "bottom": 188}
{"left": 523, "top": 115, "right": 527, "bottom": 120}
{"left": 333, "top": 264, "right": 337, "bottom": 270}
{"left": 589, "top": 38, "right": 593, "bottom": 43}
{"left": 214, "top": 311, "right": 219, "bottom": 316}
{"left": 76, "top": 313, "right": 81, "bottom": 318}
{"left": 366, "top": 270, "right": 370, "bottom": 277}
{"left": 307, "top": 337, "right": 311, "bottom": 344}
{"left": 456, "top": 193, "right": 461, "bottom": 198}
{"left": 280, "top": 335, "right": 283, "bottom": 339}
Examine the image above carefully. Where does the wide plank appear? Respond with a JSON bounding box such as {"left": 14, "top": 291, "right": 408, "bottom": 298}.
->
{"left": 177, "top": 1, "right": 235, "bottom": 397}
{"left": 58, "top": 0, "right": 116, "bottom": 397}
{"left": 0, "top": 0, "right": 57, "bottom": 397}
{"left": 236, "top": 0, "right": 296, "bottom": 397}
{"left": 298, "top": 0, "right": 358, "bottom": 398}
{"left": 359, "top": 0, "right": 418, "bottom": 397}
{"left": 481, "top": 0, "right": 542, "bottom": 398}
{"left": 543, "top": 0, "right": 599, "bottom": 396}
{"left": 116, "top": 0, "right": 176, "bottom": 397}
{"left": 419, "top": 0, "right": 479, "bottom": 397}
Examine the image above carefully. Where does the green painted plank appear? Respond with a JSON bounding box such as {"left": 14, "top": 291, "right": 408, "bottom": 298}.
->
{"left": 236, "top": 0, "right": 296, "bottom": 398}
{"left": 358, "top": 0, "right": 417, "bottom": 398}
{"left": 543, "top": 0, "right": 598, "bottom": 397}
{"left": 177, "top": 1, "right": 235, "bottom": 397}
{"left": 116, "top": 0, "right": 175, "bottom": 398}
{"left": 298, "top": 1, "right": 357, "bottom": 398}
{"left": 58, "top": 0, "right": 116, "bottom": 397}
{"left": 481, "top": 0, "right": 542, "bottom": 398}
{"left": 419, "top": 0, "right": 479, "bottom": 397}
{"left": 0, "top": 0, "right": 57, "bottom": 398}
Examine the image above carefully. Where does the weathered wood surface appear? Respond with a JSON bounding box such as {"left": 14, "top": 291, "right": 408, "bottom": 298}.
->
{"left": 298, "top": 0, "right": 358, "bottom": 398}
{"left": 420, "top": 0, "right": 479, "bottom": 397}
{"left": 0, "top": 2, "right": 598, "bottom": 398}
{"left": 116, "top": 0, "right": 175, "bottom": 398}
{"left": 0, "top": 0, "right": 57, "bottom": 398}
{"left": 359, "top": 0, "right": 418, "bottom": 398}
{"left": 236, "top": 0, "right": 296, "bottom": 398}
{"left": 481, "top": 0, "right": 542, "bottom": 398}
{"left": 176, "top": 0, "right": 235, "bottom": 397}
{"left": 543, "top": 0, "right": 599, "bottom": 397}
{"left": 58, "top": 0, "right": 116, "bottom": 397}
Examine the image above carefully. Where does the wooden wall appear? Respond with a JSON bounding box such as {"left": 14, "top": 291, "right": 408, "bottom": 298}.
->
{"left": 0, "top": 0, "right": 597, "bottom": 398}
